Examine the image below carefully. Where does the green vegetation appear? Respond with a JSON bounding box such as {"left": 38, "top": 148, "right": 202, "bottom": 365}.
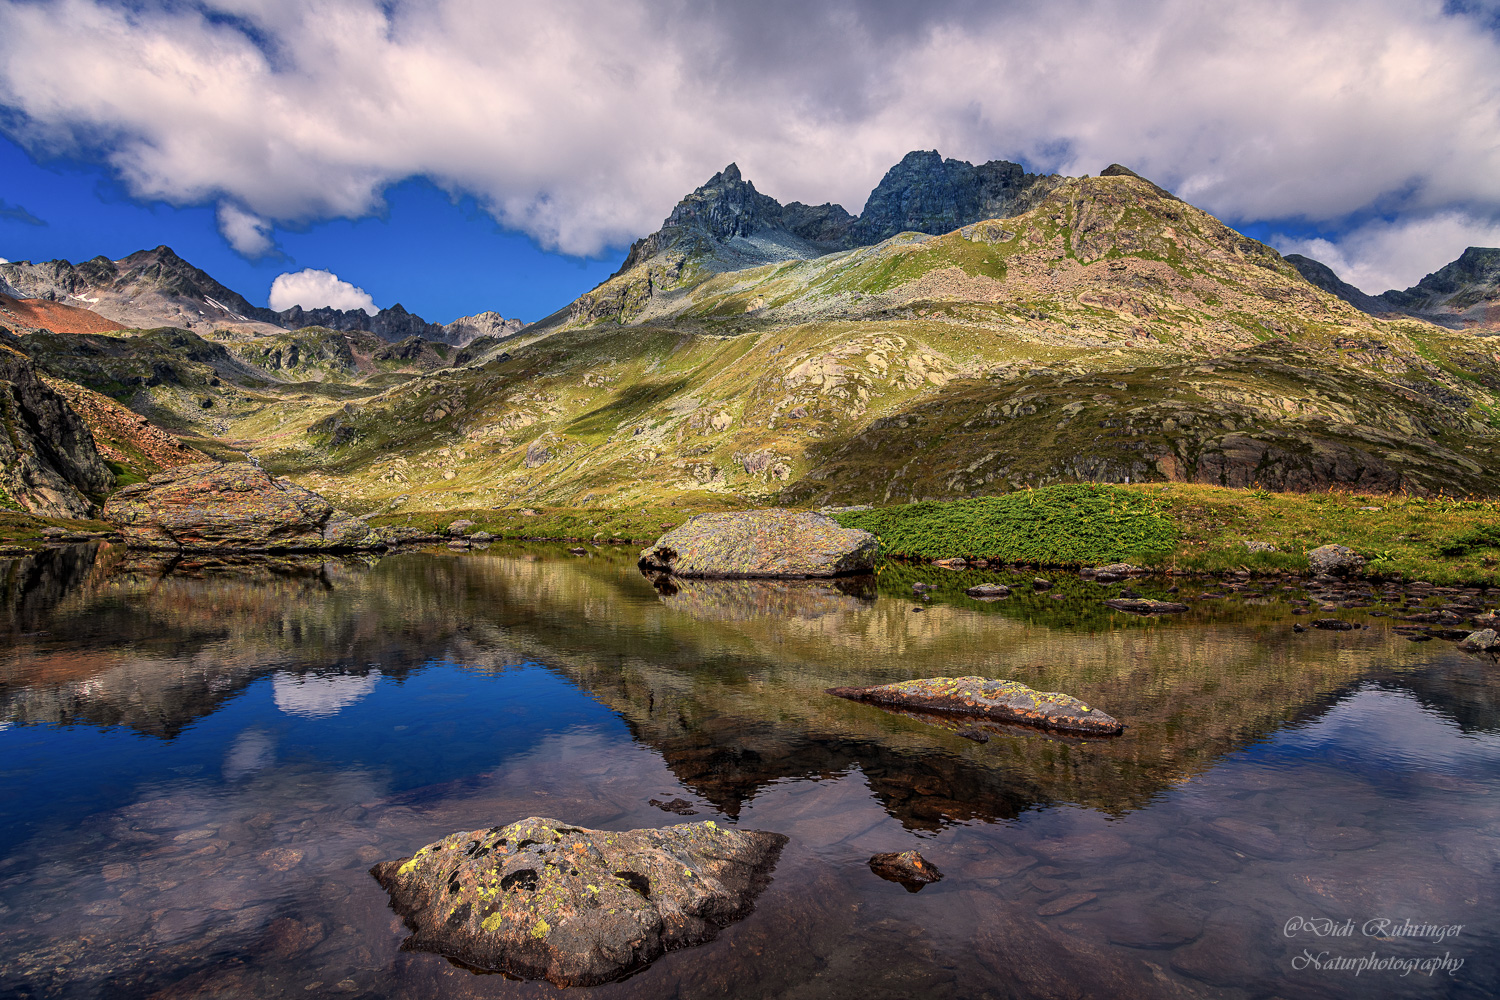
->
{"left": 831, "top": 484, "right": 1178, "bottom": 565}
{"left": 0, "top": 511, "right": 112, "bottom": 549}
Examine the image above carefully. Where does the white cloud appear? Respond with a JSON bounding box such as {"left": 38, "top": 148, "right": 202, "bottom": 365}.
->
{"left": 269, "top": 269, "right": 378, "bottom": 314}
{"left": 0, "top": 0, "right": 1497, "bottom": 268}
{"left": 216, "top": 203, "right": 274, "bottom": 256}
{"left": 1275, "top": 212, "right": 1500, "bottom": 294}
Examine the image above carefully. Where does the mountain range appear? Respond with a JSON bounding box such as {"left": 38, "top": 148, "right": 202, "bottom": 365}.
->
{"left": 0, "top": 246, "right": 521, "bottom": 346}
{"left": 2, "top": 150, "right": 1499, "bottom": 517}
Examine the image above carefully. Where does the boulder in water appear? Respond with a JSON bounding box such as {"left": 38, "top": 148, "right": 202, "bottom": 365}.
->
{"left": 1104, "top": 598, "right": 1188, "bottom": 614}
{"left": 370, "top": 816, "right": 787, "bottom": 986}
{"left": 828, "top": 676, "right": 1122, "bottom": 735}
{"left": 104, "top": 462, "right": 378, "bottom": 552}
{"left": 639, "top": 510, "right": 877, "bottom": 578}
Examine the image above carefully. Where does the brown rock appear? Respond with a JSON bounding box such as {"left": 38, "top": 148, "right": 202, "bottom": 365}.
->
{"left": 868, "top": 850, "right": 943, "bottom": 891}
{"left": 640, "top": 510, "right": 877, "bottom": 578}
{"left": 104, "top": 462, "right": 379, "bottom": 552}
{"left": 1104, "top": 598, "right": 1189, "bottom": 614}
{"left": 828, "top": 676, "right": 1122, "bottom": 735}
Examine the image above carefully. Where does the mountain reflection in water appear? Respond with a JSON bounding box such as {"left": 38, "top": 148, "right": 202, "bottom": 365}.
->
{"left": 0, "top": 543, "right": 1497, "bottom": 998}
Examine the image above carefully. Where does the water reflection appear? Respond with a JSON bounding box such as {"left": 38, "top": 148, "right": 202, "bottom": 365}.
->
{"left": 0, "top": 544, "right": 1497, "bottom": 998}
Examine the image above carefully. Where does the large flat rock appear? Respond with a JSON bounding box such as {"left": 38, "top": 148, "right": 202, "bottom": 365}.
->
{"left": 829, "top": 676, "right": 1123, "bottom": 735}
{"left": 640, "top": 510, "right": 877, "bottom": 578}
{"left": 103, "top": 461, "right": 378, "bottom": 552}
{"left": 371, "top": 816, "right": 787, "bottom": 986}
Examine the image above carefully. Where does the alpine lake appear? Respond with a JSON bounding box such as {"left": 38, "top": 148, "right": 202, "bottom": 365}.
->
{"left": 2, "top": 541, "right": 1497, "bottom": 999}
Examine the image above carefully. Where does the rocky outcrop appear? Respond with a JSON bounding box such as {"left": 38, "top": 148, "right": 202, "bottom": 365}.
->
{"left": 1308, "top": 544, "right": 1365, "bottom": 577}
{"left": 103, "top": 462, "right": 379, "bottom": 551}
{"left": 640, "top": 510, "right": 878, "bottom": 578}
{"left": 442, "top": 311, "right": 524, "bottom": 346}
{"left": 274, "top": 302, "right": 446, "bottom": 344}
{"left": 370, "top": 816, "right": 787, "bottom": 986}
{"left": 1284, "top": 254, "right": 1390, "bottom": 314}
{"left": 848, "top": 150, "right": 1060, "bottom": 246}
{"left": 0, "top": 343, "right": 113, "bottom": 516}
{"left": 828, "top": 676, "right": 1123, "bottom": 736}
{"left": 1458, "top": 628, "right": 1498, "bottom": 652}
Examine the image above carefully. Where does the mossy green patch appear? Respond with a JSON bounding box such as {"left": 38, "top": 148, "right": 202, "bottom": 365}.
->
{"left": 832, "top": 484, "right": 1178, "bottom": 565}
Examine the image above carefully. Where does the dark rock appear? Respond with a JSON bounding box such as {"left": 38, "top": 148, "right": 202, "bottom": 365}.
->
{"left": 954, "top": 725, "right": 992, "bottom": 743}
{"left": 1308, "top": 544, "right": 1365, "bottom": 577}
{"left": 1311, "top": 618, "right": 1356, "bottom": 631}
{"left": 1032, "top": 578, "right": 1052, "bottom": 590}
{"left": 828, "top": 676, "right": 1122, "bottom": 735}
{"left": 1292, "top": 623, "right": 1307, "bottom": 633}
{"left": 639, "top": 510, "right": 877, "bottom": 578}
{"left": 1104, "top": 598, "right": 1189, "bottom": 614}
{"left": 648, "top": 798, "right": 699, "bottom": 816}
{"left": 103, "top": 462, "right": 378, "bottom": 552}
{"left": 371, "top": 816, "right": 786, "bottom": 986}
{"left": 965, "top": 583, "right": 1011, "bottom": 599}
{"left": 0, "top": 345, "right": 113, "bottom": 516}
{"left": 868, "top": 850, "right": 943, "bottom": 892}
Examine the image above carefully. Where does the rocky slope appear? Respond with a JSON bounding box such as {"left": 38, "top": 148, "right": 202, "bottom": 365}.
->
{"left": 0, "top": 337, "right": 114, "bottom": 515}
{"left": 1288, "top": 246, "right": 1500, "bottom": 331}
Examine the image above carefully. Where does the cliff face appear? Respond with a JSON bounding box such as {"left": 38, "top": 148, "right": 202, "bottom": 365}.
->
{"left": 0, "top": 338, "right": 113, "bottom": 516}
{"left": 847, "top": 151, "right": 1060, "bottom": 246}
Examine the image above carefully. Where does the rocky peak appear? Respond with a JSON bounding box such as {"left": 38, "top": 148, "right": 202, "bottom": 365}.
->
{"left": 848, "top": 150, "right": 1058, "bottom": 245}
{"left": 1290, "top": 245, "right": 1500, "bottom": 331}
{"left": 618, "top": 149, "right": 1060, "bottom": 277}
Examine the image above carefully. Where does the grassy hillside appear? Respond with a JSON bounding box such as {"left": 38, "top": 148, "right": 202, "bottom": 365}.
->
{"left": 6, "top": 172, "right": 1500, "bottom": 521}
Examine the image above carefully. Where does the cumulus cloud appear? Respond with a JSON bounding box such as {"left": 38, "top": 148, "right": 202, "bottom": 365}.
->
{"left": 0, "top": 0, "right": 1498, "bottom": 276}
{"left": 1276, "top": 212, "right": 1500, "bottom": 294}
{"left": 216, "top": 203, "right": 274, "bottom": 256}
{"left": 269, "top": 269, "right": 377, "bottom": 314}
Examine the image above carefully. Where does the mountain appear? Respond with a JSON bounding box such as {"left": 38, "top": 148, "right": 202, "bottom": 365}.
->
{"left": 0, "top": 246, "right": 523, "bottom": 345}
{"left": 243, "top": 165, "right": 1500, "bottom": 509}
{"left": 7, "top": 155, "right": 1500, "bottom": 516}
{"left": 613, "top": 151, "right": 1060, "bottom": 280}
{"left": 1286, "top": 246, "right": 1500, "bottom": 331}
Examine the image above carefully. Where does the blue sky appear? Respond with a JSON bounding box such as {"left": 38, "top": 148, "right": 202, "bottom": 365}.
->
{"left": 0, "top": 135, "right": 623, "bottom": 323}
{"left": 2, "top": 0, "right": 1499, "bottom": 313}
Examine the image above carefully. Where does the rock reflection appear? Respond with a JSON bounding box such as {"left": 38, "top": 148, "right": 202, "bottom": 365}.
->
{"left": 647, "top": 572, "right": 876, "bottom": 622}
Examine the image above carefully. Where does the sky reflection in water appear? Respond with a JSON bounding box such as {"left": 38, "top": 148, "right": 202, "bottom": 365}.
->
{"left": 0, "top": 543, "right": 1497, "bottom": 998}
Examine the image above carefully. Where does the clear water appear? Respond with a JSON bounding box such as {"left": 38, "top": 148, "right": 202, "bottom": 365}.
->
{"left": 1, "top": 543, "right": 1497, "bottom": 998}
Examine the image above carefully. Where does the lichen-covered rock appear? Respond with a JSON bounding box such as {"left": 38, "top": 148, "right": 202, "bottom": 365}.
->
{"left": 1458, "top": 628, "right": 1499, "bottom": 652}
{"left": 1104, "top": 598, "right": 1188, "bottom": 614}
{"left": 639, "top": 510, "right": 877, "bottom": 578}
{"left": 370, "top": 816, "right": 787, "bottom": 986}
{"left": 1308, "top": 544, "right": 1365, "bottom": 576}
{"left": 828, "top": 676, "right": 1122, "bottom": 735}
{"left": 104, "top": 462, "right": 379, "bottom": 552}
{"left": 868, "top": 850, "right": 943, "bottom": 892}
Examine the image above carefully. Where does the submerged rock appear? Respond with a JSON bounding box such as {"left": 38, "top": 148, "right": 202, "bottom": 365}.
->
{"left": 1311, "top": 618, "right": 1356, "bottom": 631}
{"left": 639, "top": 510, "right": 877, "bottom": 578}
{"left": 868, "top": 851, "right": 943, "bottom": 892}
{"left": 104, "top": 462, "right": 379, "bottom": 552}
{"left": 1308, "top": 544, "right": 1365, "bottom": 577}
{"left": 1103, "top": 598, "right": 1188, "bottom": 614}
{"left": 370, "top": 816, "right": 787, "bottom": 986}
{"left": 828, "top": 676, "right": 1122, "bottom": 735}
